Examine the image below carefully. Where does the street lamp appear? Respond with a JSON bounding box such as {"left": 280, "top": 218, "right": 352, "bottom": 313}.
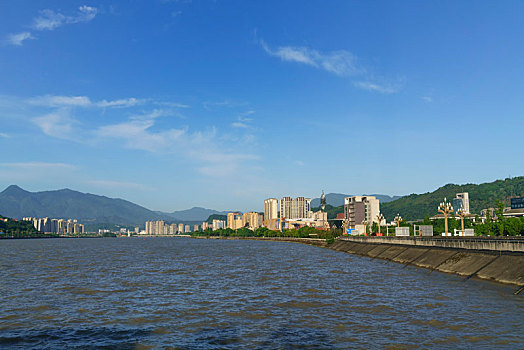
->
{"left": 376, "top": 213, "right": 385, "bottom": 236}
{"left": 394, "top": 214, "right": 403, "bottom": 227}
{"left": 438, "top": 198, "right": 453, "bottom": 236}
{"left": 456, "top": 208, "right": 467, "bottom": 236}
{"left": 342, "top": 219, "right": 349, "bottom": 235}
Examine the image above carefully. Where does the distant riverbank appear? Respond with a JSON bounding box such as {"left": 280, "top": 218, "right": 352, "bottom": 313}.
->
{"left": 192, "top": 235, "right": 328, "bottom": 247}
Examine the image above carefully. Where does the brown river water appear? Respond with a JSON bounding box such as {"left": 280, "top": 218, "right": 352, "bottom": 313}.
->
{"left": 0, "top": 237, "right": 523, "bottom": 349}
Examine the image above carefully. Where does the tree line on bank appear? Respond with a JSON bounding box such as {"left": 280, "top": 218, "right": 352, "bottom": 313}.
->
{"left": 0, "top": 215, "right": 51, "bottom": 238}
{"left": 191, "top": 226, "right": 343, "bottom": 242}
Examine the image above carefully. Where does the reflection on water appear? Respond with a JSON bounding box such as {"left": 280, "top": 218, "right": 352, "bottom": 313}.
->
{"left": 0, "top": 237, "right": 522, "bottom": 349}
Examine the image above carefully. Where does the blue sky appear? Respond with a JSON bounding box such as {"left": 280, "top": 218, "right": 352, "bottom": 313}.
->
{"left": 1, "top": 0, "right": 523, "bottom": 212}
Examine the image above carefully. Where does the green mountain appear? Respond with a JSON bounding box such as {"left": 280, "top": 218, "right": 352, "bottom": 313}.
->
{"left": 0, "top": 185, "right": 169, "bottom": 226}
{"left": 381, "top": 177, "right": 524, "bottom": 221}
{"left": 312, "top": 177, "right": 523, "bottom": 222}
{"left": 0, "top": 214, "right": 38, "bottom": 235}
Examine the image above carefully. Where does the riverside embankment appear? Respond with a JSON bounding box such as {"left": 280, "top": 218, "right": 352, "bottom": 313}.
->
{"left": 330, "top": 236, "right": 524, "bottom": 287}
{"left": 192, "top": 235, "right": 328, "bottom": 247}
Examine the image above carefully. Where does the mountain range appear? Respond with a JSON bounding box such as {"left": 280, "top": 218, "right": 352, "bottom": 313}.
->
{"left": 2, "top": 176, "right": 520, "bottom": 228}
{"left": 0, "top": 185, "right": 225, "bottom": 226}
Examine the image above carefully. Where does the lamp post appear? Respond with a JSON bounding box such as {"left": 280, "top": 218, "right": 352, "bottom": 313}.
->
{"left": 342, "top": 219, "right": 349, "bottom": 235}
{"left": 457, "top": 208, "right": 467, "bottom": 236}
{"left": 376, "top": 213, "right": 385, "bottom": 236}
{"left": 438, "top": 198, "right": 453, "bottom": 236}
{"left": 394, "top": 214, "right": 403, "bottom": 227}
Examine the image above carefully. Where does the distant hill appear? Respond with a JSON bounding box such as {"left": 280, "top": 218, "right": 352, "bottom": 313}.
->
{"left": 381, "top": 177, "right": 524, "bottom": 221}
{"left": 163, "top": 207, "right": 228, "bottom": 222}
{"left": 0, "top": 185, "right": 169, "bottom": 226}
{"left": 311, "top": 193, "right": 402, "bottom": 207}
{"left": 205, "top": 214, "right": 228, "bottom": 223}
{"left": 310, "top": 177, "right": 523, "bottom": 222}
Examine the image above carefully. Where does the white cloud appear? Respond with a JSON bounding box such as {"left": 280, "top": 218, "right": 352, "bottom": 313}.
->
{"left": 262, "top": 39, "right": 405, "bottom": 94}
{"left": 4, "top": 6, "right": 98, "bottom": 47}
{"left": 353, "top": 80, "right": 404, "bottom": 94}
{"left": 97, "top": 98, "right": 144, "bottom": 108}
{"left": 5, "top": 32, "right": 34, "bottom": 46}
{"left": 27, "top": 95, "right": 153, "bottom": 109}
{"left": 32, "top": 6, "right": 98, "bottom": 31}
{"left": 422, "top": 96, "right": 433, "bottom": 103}
{"left": 232, "top": 122, "right": 249, "bottom": 128}
{"left": 261, "top": 40, "right": 362, "bottom": 77}
{"left": 32, "top": 110, "right": 77, "bottom": 139}
{"left": 28, "top": 95, "right": 91, "bottom": 107}
{"left": 0, "top": 132, "right": 9, "bottom": 138}
{"left": 0, "top": 162, "right": 76, "bottom": 169}
{"left": 96, "top": 116, "right": 186, "bottom": 152}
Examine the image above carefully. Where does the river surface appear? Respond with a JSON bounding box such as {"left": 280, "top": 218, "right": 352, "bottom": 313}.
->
{"left": 0, "top": 237, "right": 523, "bottom": 349}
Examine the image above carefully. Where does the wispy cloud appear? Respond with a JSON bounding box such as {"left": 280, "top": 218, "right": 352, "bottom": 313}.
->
{"left": 3, "top": 93, "right": 258, "bottom": 179}
{"left": 32, "top": 6, "right": 98, "bottom": 31}
{"left": 261, "top": 39, "right": 362, "bottom": 77}
{"left": 5, "top": 32, "right": 34, "bottom": 46}
{"left": 96, "top": 114, "right": 186, "bottom": 152}
{"left": 97, "top": 98, "right": 144, "bottom": 108}
{"left": 5, "top": 6, "right": 98, "bottom": 46}
{"left": 202, "top": 99, "right": 247, "bottom": 111}
{"left": 232, "top": 122, "right": 249, "bottom": 128}
{"left": 353, "top": 80, "right": 404, "bottom": 94}
{"left": 32, "top": 110, "right": 77, "bottom": 140}
{"left": 231, "top": 110, "right": 255, "bottom": 128}
{"left": 0, "top": 132, "right": 10, "bottom": 138}
{"left": 27, "top": 95, "right": 149, "bottom": 109}
{"left": 97, "top": 112, "right": 258, "bottom": 178}
{"left": 422, "top": 96, "right": 433, "bottom": 103}
{"left": 0, "top": 162, "right": 76, "bottom": 169}
{"left": 261, "top": 39, "right": 404, "bottom": 94}
{"left": 28, "top": 95, "right": 91, "bottom": 107}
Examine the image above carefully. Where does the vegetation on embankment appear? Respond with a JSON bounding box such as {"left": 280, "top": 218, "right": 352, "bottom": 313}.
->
{"left": 0, "top": 214, "right": 48, "bottom": 238}
{"left": 191, "top": 226, "right": 342, "bottom": 243}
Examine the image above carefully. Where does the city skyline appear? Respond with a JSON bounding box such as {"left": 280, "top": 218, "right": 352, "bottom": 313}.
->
{"left": 1, "top": 1, "right": 523, "bottom": 212}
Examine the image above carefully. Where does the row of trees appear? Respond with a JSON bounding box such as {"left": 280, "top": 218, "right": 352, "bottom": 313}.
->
{"left": 362, "top": 212, "right": 524, "bottom": 236}
{"left": 191, "top": 226, "right": 343, "bottom": 241}
{"left": 0, "top": 215, "right": 52, "bottom": 238}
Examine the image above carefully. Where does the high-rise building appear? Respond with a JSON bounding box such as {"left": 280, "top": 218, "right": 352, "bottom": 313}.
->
{"left": 264, "top": 198, "right": 279, "bottom": 224}
{"left": 453, "top": 192, "right": 470, "bottom": 214}
{"left": 212, "top": 219, "right": 225, "bottom": 230}
{"left": 178, "top": 223, "right": 184, "bottom": 233}
{"left": 344, "top": 196, "right": 380, "bottom": 233}
{"left": 280, "top": 197, "right": 311, "bottom": 220}
{"left": 227, "top": 212, "right": 243, "bottom": 230}
{"left": 184, "top": 224, "right": 190, "bottom": 233}
{"left": 242, "top": 212, "right": 263, "bottom": 230}
{"left": 193, "top": 224, "right": 199, "bottom": 232}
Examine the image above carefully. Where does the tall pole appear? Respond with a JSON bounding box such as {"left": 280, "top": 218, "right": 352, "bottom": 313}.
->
{"left": 457, "top": 208, "right": 467, "bottom": 235}
{"left": 438, "top": 198, "right": 453, "bottom": 236}
{"left": 376, "top": 213, "right": 384, "bottom": 236}
{"left": 394, "top": 214, "right": 403, "bottom": 227}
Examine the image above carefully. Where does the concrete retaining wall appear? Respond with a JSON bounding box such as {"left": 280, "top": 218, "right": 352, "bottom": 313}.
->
{"left": 330, "top": 239, "right": 524, "bottom": 287}
{"left": 339, "top": 236, "right": 524, "bottom": 252}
